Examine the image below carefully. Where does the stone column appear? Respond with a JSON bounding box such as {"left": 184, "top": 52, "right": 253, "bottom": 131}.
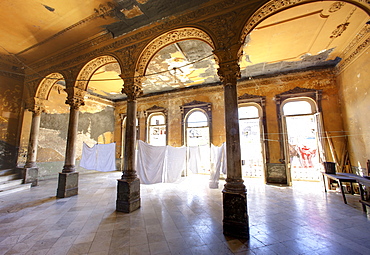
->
{"left": 215, "top": 47, "right": 249, "bottom": 239}
{"left": 23, "top": 99, "right": 44, "bottom": 186}
{"left": 116, "top": 76, "right": 142, "bottom": 213}
{"left": 57, "top": 87, "right": 85, "bottom": 198}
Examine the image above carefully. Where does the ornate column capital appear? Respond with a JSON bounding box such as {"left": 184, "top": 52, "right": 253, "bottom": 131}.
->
{"left": 214, "top": 44, "right": 243, "bottom": 86}
{"left": 64, "top": 87, "right": 86, "bottom": 109}
{"left": 25, "top": 97, "right": 46, "bottom": 115}
{"left": 120, "top": 74, "right": 143, "bottom": 101}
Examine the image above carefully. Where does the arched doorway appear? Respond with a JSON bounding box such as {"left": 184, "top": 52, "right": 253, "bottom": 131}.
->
{"left": 184, "top": 109, "right": 211, "bottom": 175}
{"left": 282, "top": 98, "right": 323, "bottom": 183}
{"left": 238, "top": 103, "right": 265, "bottom": 179}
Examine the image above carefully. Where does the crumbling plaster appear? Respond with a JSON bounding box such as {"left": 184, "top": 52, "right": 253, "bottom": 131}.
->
{"left": 337, "top": 43, "right": 370, "bottom": 174}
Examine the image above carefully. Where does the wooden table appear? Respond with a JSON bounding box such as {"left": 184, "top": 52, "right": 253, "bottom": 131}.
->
{"left": 338, "top": 173, "right": 370, "bottom": 212}
{"left": 322, "top": 172, "right": 357, "bottom": 204}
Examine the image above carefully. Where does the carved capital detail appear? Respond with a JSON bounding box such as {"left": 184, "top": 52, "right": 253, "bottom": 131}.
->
{"left": 25, "top": 97, "right": 46, "bottom": 115}
{"left": 217, "top": 61, "right": 240, "bottom": 86}
{"left": 121, "top": 76, "right": 143, "bottom": 100}
{"left": 65, "top": 87, "right": 86, "bottom": 109}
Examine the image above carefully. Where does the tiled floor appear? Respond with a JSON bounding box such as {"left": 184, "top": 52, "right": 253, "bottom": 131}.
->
{"left": 1, "top": 171, "right": 370, "bottom": 255}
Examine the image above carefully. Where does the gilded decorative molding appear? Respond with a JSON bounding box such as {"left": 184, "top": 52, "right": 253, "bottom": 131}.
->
{"left": 76, "top": 55, "right": 119, "bottom": 90}
{"left": 136, "top": 28, "right": 215, "bottom": 77}
{"left": 341, "top": 24, "right": 370, "bottom": 56}
{"left": 329, "top": 2, "right": 346, "bottom": 13}
{"left": 36, "top": 73, "right": 64, "bottom": 99}
{"left": 337, "top": 36, "right": 370, "bottom": 72}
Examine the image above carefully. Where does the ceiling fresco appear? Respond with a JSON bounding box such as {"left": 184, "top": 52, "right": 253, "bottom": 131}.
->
{"left": 0, "top": 1, "right": 368, "bottom": 102}
{"left": 86, "top": 1, "right": 368, "bottom": 101}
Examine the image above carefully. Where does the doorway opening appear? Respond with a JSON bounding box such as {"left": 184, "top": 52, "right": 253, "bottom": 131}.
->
{"left": 282, "top": 99, "right": 323, "bottom": 182}
{"left": 238, "top": 104, "right": 265, "bottom": 179}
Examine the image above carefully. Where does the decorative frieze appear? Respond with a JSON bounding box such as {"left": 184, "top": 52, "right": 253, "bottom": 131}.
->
{"left": 76, "top": 55, "right": 119, "bottom": 90}
{"left": 36, "top": 73, "right": 64, "bottom": 99}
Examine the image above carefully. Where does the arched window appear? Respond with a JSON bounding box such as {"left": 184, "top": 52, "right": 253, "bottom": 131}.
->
{"left": 283, "top": 100, "right": 315, "bottom": 116}
{"left": 185, "top": 110, "right": 210, "bottom": 147}
{"left": 147, "top": 113, "right": 166, "bottom": 146}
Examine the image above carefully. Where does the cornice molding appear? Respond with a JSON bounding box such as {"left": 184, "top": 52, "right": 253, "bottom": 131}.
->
{"left": 337, "top": 36, "right": 370, "bottom": 73}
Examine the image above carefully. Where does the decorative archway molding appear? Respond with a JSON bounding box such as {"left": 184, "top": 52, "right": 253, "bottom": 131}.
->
{"left": 75, "top": 55, "right": 121, "bottom": 91}
{"left": 136, "top": 27, "right": 215, "bottom": 78}
{"left": 35, "top": 72, "right": 65, "bottom": 100}
{"left": 240, "top": 0, "right": 370, "bottom": 44}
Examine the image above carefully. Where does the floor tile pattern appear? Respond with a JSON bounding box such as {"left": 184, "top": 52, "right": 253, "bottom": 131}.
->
{"left": 1, "top": 171, "right": 370, "bottom": 254}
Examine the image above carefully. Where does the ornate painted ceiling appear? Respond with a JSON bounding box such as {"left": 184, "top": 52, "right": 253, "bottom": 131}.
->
{"left": 0, "top": 0, "right": 368, "bottom": 101}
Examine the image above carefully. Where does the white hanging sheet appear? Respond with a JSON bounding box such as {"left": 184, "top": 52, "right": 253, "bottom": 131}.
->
{"left": 80, "top": 142, "right": 97, "bottom": 170}
{"left": 96, "top": 143, "right": 116, "bottom": 172}
{"left": 80, "top": 142, "right": 116, "bottom": 172}
{"left": 209, "top": 143, "right": 224, "bottom": 188}
{"left": 222, "top": 142, "right": 227, "bottom": 174}
{"left": 188, "top": 146, "right": 201, "bottom": 174}
{"left": 163, "top": 146, "right": 186, "bottom": 183}
{"left": 136, "top": 140, "right": 167, "bottom": 184}
{"left": 135, "top": 141, "right": 226, "bottom": 186}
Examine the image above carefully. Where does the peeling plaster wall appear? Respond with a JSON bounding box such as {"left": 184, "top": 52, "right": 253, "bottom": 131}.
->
{"left": 115, "top": 68, "right": 344, "bottom": 183}
{"left": 0, "top": 74, "right": 23, "bottom": 169}
{"left": 337, "top": 45, "right": 370, "bottom": 175}
{"left": 36, "top": 87, "right": 115, "bottom": 179}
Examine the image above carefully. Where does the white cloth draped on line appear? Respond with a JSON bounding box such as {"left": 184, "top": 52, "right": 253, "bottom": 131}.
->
{"left": 136, "top": 140, "right": 167, "bottom": 184}
{"left": 80, "top": 142, "right": 97, "bottom": 170}
{"left": 163, "top": 146, "right": 186, "bottom": 183}
{"left": 96, "top": 143, "right": 116, "bottom": 172}
{"left": 80, "top": 142, "right": 116, "bottom": 172}
{"left": 136, "top": 140, "right": 186, "bottom": 184}
{"left": 209, "top": 143, "right": 225, "bottom": 188}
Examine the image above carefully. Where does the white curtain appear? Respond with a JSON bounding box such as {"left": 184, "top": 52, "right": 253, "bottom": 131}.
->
{"left": 209, "top": 143, "right": 226, "bottom": 188}
{"left": 136, "top": 141, "right": 186, "bottom": 184}
{"left": 80, "top": 142, "right": 116, "bottom": 172}
{"left": 163, "top": 146, "right": 186, "bottom": 183}
{"left": 96, "top": 143, "right": 116, "bottom": 172}
{"left": 136, "top": 141, "right": 226, "bottom": 186}
{"left": 136, "top": 140, "right": 167, "bottom": 184}
{"left": 188, "top": 146, "right": 201, "bottom": 174}
{"left": 80, "top": 142, "right": 97, "bottom": 170}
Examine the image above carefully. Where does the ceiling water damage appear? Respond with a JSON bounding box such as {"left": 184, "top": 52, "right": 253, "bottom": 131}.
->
{"left": 0, "top": 1, "right": 368, "bottom": 102}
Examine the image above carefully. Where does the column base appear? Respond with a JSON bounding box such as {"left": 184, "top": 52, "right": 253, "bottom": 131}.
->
{"left": 23, "top": 167, "right": 38, "bottom": 187}
{"left": 56, "top": 172, "right": 79, "bottom": 198}
{"left": 223, "top": 189, "right": 250, "bottom": 239}
{"left": 116, "top": 178, "right": 140, "bottom": 213}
